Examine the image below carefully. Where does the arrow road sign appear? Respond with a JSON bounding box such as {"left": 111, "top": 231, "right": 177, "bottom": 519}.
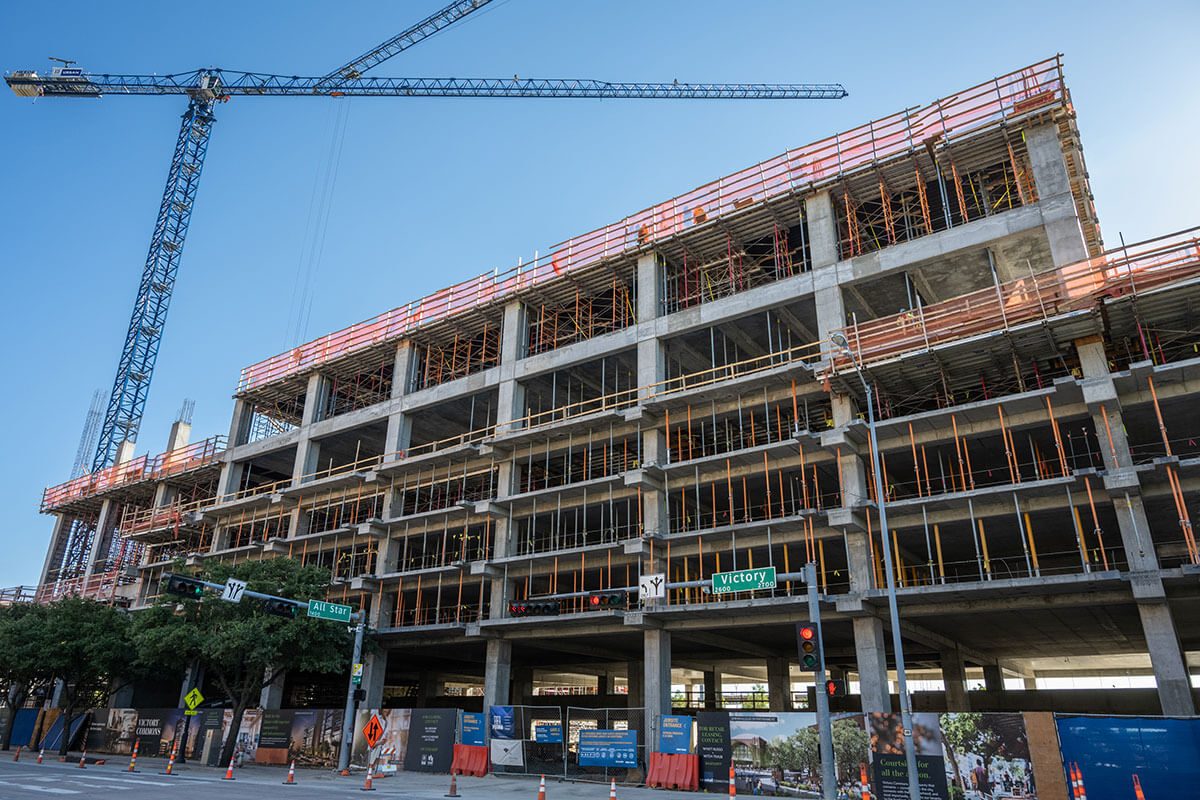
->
{"left": 220, "top": 578, "right": 247, "bottom": 603}
{"left": 639, "top": 572, "right": 665, "bottom": 599}
{"left": 363, "top": 713, "right": 384, "bottom": 749}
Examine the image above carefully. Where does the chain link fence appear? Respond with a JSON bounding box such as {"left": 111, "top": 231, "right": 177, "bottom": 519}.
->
{"left": 565, "top": 706, "right": 646, "bottom": 784}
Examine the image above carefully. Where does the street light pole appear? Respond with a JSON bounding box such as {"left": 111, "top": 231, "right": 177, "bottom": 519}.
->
{"left": 829, "top": 332, "right": 920, "bottom": 800}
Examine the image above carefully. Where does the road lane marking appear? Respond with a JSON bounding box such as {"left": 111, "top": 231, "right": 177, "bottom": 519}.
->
{"left": 0, "top": 778, "right": 81, "bottom": 794}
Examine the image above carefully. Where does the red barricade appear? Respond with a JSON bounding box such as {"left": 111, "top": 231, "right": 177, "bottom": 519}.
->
{"left": 645, "top": 752, "right": 698, "bottom": 791}
{"left": 450, "top": 744, "right": 489, "bottom": 777}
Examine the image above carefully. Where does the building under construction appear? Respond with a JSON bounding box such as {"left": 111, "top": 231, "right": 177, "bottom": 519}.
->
{"left": 23, "top": 56, "right": 1200, "bottom": 728}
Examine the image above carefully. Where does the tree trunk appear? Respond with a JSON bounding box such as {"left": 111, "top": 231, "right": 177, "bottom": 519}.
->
{"left": 57, "top": 694, "right": 75, "bottom": 757}
{"left": 219, "top": 699, "right": 249, "bottom": 769}
{"left": 945, "top": 742, "right": 964, "bottom": 793}
{"left": 1, "top": 684, "right": 29, "bottom": 750}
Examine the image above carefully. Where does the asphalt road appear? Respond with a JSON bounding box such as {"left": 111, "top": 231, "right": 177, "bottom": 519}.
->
{"left": 0, "top": 755, "right": 706, "bottom": 799}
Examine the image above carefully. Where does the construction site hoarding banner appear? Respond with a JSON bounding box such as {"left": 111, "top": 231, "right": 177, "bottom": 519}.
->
{"left": 8, "top": 709, "right": 38, "bottom": 749}
{"left": 1055, "top": 714, "right": 1200, "bottom": 800}
{"left": 284, "top": 709, "right": 344, "bottom": 768}
{"left": 490, "top": 737, "right": 524, "bottom": 767}
{"left": 460, "top": 712, "right": 485, "bottom": 746}
{"left": 403, "top": 708, "right": 457, "bottom": 772}
{"left": 696, "top": 711, "right": 731, "bottom": 789}
{"left": 577, "top": 728, "right": 637, "bottom": 767}
{"left": 658, "top": 715, "right": 692, "bottom": 754}
{"left": 489, "top": 705, "right": 516, "bottom": 739}
{"left": 533, "top": 721, "right": 563, "bottom": 743}
{"left": 867, "top": 712, "right": 1041, "bottom": 800}
{"left": 255, "top": 710, "right": 294, "bottom": 764}
{"left": 350, "top": 708, "right": 410, "bottom": 768}
{"left": 730, "top": 710, "right": 852, "bottom": 796}
{"left": 221, "top": 709, "right": 263, "bottom": 762}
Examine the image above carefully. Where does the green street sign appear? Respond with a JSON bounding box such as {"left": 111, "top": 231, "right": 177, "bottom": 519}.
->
{"left": 308, "top": 599, "right": 352, "bottom": 623}
{"left": 711, "top": 566, "right": 777, "bottom": 595}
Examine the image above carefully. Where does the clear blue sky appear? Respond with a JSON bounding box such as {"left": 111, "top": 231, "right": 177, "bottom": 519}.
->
{"left": 1, "top": 1, "right": 1197, "bottom": 588}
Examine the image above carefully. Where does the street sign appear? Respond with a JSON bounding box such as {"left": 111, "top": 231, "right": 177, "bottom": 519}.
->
{"left": 363, "top": 713, "right": 384, "bottom": 749}
{"left": 184, "top": 687, "right": 204, "bottom": 711}
{"left": 639, "top": 572, "right": 665, "bottom": 599}
{"left": 220, "top": 578, "right": 247, "bottom": 603}
{"left": 711, "top": 566, "right": 777, "bottom": 594}
{"left": 352, "top": 663, "right": 363, "bottom": 685}
{"left": 308, "top": 599, "right": 352, "bottom": 623}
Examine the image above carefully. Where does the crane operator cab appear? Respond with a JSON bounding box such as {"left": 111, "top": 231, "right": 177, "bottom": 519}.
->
{"left": 189, "top": 72, "right": 224, "bottom": 102}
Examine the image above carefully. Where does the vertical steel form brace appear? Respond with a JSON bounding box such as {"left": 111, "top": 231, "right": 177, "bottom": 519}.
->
{"left": 92, "top": 98, "right": 216, "bottom": 471}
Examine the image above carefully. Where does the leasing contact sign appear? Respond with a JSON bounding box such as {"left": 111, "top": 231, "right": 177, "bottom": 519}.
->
{"left": 710, "top": 567, "right": 777, "bottom": 594}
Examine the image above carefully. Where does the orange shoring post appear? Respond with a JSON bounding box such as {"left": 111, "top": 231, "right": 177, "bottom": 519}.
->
{"left": 962, "top": 433, "right": 977, "bottom": 490}
{"left": 763, "top": 453, "right": 773, "bottom": 520}
{"left": 951, "top": 414, "right": 966, "bottom": 492}
{"left": 997, "top": 407, "right": 1017, "bottom": 484}
{"left": 818, "top": 539, "right": 827, "bottom": 591}
{"left": 1046, "top": 397, "right": 1070, "bottom": 475}
{"left": 1023, "top": 512, "right": 1041, "bottom": 574}
{"left": 835, "top": 446, "right": 845, "bottom": 505}
{"left": 782, "top": 541, "right": 790, "bottom": 593}
{"left": 1147, "top": 376, "right": 1199, "bottom": 562}
{"left": 892, "top": 525, "right": 903, "bottom": 586}
{"left": 799, "top": 442, "right": 810, "bottom": 508}
{"left": 933, "top": 524, "right": 945, "bottom": 582}
{"left": 1083, "top": 477, "right": 1109, "bottom": 570}
{"left": 1099, "top": 405, "right": 1120, "bottom": 465}
{"left": 908, "top": 423, "right": 923, "bottom": 497}
{"left": 977, "top": 519, "right": 991, "bottom": 576}
{"left": 777, "top": 472, "right": 786, "bottom": 519}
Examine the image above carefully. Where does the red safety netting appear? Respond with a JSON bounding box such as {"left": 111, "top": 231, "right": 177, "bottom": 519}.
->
{"left": 824, "top": 228, "right": 1200, "bottom": 373}
{"left": 40, "top": 435, "right": 227, "bottom": 512}
{"left": 238, "top": 57, "right": 1066, "bottom": 395}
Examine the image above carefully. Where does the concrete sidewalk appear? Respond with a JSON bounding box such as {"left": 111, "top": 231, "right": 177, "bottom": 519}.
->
{"left": 16, "top": 753, "right": 710, "bottom": 798}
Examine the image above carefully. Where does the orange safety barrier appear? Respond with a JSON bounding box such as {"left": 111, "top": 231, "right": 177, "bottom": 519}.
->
{"left": 237, "top": 58, "right": 1067, "bottom": 397}
{"left": 645, "top": 753, "right": 698, "bottom": 791}
{"left": 449, "top": 744, "right": 488, "bottom": 777}
{"left": 823, "top": 227, "right": 1200, "bottom": 376}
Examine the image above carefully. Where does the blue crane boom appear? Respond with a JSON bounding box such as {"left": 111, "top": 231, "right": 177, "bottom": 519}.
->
{"left": 6, "top": 69, "right": 847, "bottom": 100}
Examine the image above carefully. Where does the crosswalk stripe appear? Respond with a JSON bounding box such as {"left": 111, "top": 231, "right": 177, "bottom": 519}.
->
{"left": 0, "top": 778, "right": 81, "bottom": 794}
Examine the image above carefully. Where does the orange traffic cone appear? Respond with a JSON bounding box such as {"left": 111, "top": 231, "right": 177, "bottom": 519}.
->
{"left": 1075, "top": 763, "right": 1088, "bottom": 800}
{"left": 1133, "top": 774, "right": 1145, "bottom": 800}
{"left": 35, "top": 747, "right": 44, "bottom": 764}
{"left": 77, "top": 749, "right": 87, "bottom": 769}
{"left": 361, "top": 759, "right": 375, "bottom": 791}
{"left": 609, "top": 777, "right": 617, "bottom": 799}
{"left": 12, "top": 745, "right": 21, "bottom": 762}
{"left": 163, "top": 740, "right": 178, "bottom": 775}
{"left": 282, "top": 759, "right": 296, "bottom": 784}
{"left": 537, "top": 773, "right": 547, "bottom": 800}
{"left": 222, "top": 753, "right": 236, "bottom": 780}
{"left": 445, "top": 773, "right": 461, "bottom": 797}
{"left": 127, "top": 738, "right": 140, "bottom": 772}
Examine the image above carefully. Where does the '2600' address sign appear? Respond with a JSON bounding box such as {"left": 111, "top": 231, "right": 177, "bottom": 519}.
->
{"left": 710, "top": 567, "right": 777, "bottom": 594}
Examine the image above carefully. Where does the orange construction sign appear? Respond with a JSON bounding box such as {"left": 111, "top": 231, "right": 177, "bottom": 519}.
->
{"left": 363, "top": 714, "right": 384, "bottom": 749}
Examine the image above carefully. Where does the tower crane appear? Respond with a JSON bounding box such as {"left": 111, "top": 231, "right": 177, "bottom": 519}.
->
{"left": 7, "top": 0, "right": 846, "bottom": 580}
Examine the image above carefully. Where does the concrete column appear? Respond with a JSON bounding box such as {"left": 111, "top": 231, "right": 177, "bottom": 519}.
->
{"left": 1138, "top": 603, "right": 1195, "bottom": 715}
{"left": 636, "top": 252, "right": 661, "bottom": 321}
{"left": 165, "top": 420, "right": 191, "bottom": 452}
{"left": 766, "top": 657, "right": 791, "bottom": 711}
{"left": 982, "top": 664, "right": 1005, "bottom": 693}
{"left": 1025, "top": 124, "right": 1088, "bottom": 267}
{"left": 804, "top": 192, "right": 839, "bottom": 269}
{"left": 499, "top": 301, "right": 525, "bottom": 365}
{"left": 419, "top": 670, "right": 447, "bottom": 701}
{"left": 1023, "top": 677, "right": 1038, "bottom": 691}
{"left": 483, "top": 639, "right": 512, "bottom": 710}
{"left": 853, "top": 617, "right": 890, "bottom": 713}
{"left": 293, "top": 373, "right": 326, "bottom": 483}
{"left": 259, "top": 667, "right": 286, "bottom": 709}
{"left": 511, "top": 667, "right": 534, "bottom": 704}
{"left": 643, "top": 629, "right": 672, "bottom": 753}
{"left": 82, "top": 499, "right": 117, "bottom": 579}
{"left": 361, "top": 651, "right": 387, "bottom": 708}
{"left": 626, "top": 661, "right": 644, "bottom": 708}
{"left": 227, "top": 398, "right": 254, "bottom": 447}
{"left": 941, "top": 648, "right": 970, "bottom": 712}
{"left": 390, "top": 342, "right": 416, "bottom": 399}
{"left": 703, "top": 669, "right": 722, "bottom": 709}
{"left": 38, "top": 514, "right": 73, "bottom": 584}
{"left": 108, "top": 678, "right": 135, "bottom": 709}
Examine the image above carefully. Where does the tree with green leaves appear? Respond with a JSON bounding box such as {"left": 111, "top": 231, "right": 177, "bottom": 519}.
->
{"left": 0, "top": 602, "right": 54, "bottom": 749}
{"left": 35, "top": 597, "right": 135, "bottom": 756}
{"left": 768, "top": 725, "right": 820, "bottom": 781}
{"left": 131, "top": 558, "right": 351, "bottom": 767}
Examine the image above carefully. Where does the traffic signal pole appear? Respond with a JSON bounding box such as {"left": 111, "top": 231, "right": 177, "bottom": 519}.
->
{"left": 337, "top": 620, "right": 365, "bottom": 774}
{"left": 802, "top": 562, "right": 837, "bottom": 800}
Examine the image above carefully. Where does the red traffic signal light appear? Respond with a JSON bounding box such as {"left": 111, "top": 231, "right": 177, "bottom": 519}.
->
{"left": 798, "top": 623, "right": 819, "bottom": 670}
{"left": 588, "top": 592, "right": 627, "bottom": 609}
{"left": 508, "top": 601, "right": 559, "bottom": 617}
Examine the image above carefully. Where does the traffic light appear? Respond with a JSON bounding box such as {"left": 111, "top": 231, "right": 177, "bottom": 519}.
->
{"left": 825, "top": 679, "right": 846, "bottom": 698}
{"left": 508, "top": 601, "right": 559, "bottom": 617}
{"left": 587, "top": 591, "right": 627, "bottom": 610}
{"left": 163, "top": 574, "right": 206, "bottom": 599}
{"left": 264, "top": 598, "right": 298, "bottom": 618}
{"left": 798, "top": 624, "right": 819, "bottom": 671}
